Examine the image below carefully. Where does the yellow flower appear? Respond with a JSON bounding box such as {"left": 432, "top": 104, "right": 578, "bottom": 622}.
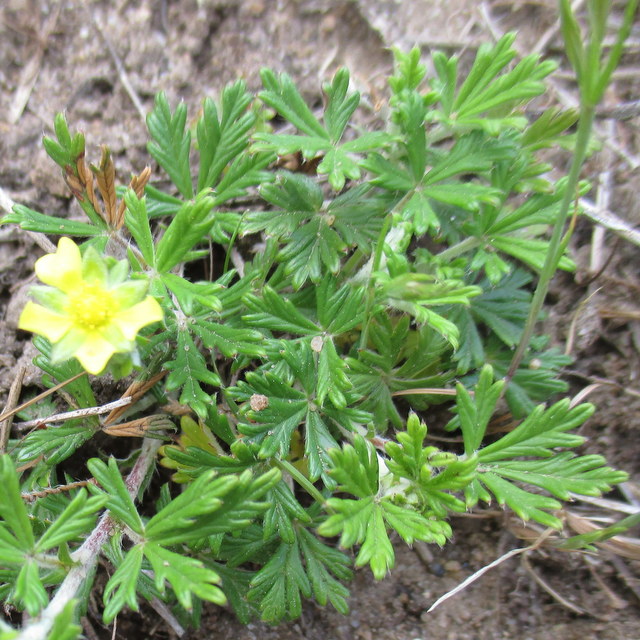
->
{"left": 19, "top": 237, "right": 163, "bottom": 374}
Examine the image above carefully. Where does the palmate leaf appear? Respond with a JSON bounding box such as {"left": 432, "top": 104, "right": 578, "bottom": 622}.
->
{"left": 347, "top": 315, "right": 451, "bottom": 429}
{"left": 255, "top": 69, "right": 389, "bottom": 190}
{"left": 431, "top": 33, "right": 556, "bottom": 130}
{"left": 263, "top": 480, "right": 312, "bottom": 544}
{"left": 456, "top": 366, "right": 627, "bottom": 527}
{"left": 245, "top": 174, "right": 386, "bottom": 287}
{"left": 196, "top": 80, "right": 255, "bottom": 192}
{"left": 147, "top": 92, "right": 193, "bottom": 198}
{"left": 384, "top": 414, "right": 476, "bottom": 516}
{"left": 230, "top": 341, "right": 371, "bottom": 480}
{"left": 364, "top": 132, "right": 511, "bottom": 234}
{"left": 35, "top": 490, "right": 107, "bottom": 552}
{"left": 277, "top": 214, "right": 346, "bottom": 288}
{"left": 231, "top": 371, "right": 338, "bottom": 481}
{"left": 160, "top": 324, "right": 221, "bottom": 420}
{"left": 452, "top": 269, "right": 532, "bottom": 373}
{"left": 248, "top": 527, "right": 351, "bottom": 623}
{"left": 318, "top": 437, "right": 452, "bottom": 579}
{"left": 145, "top": 544, "right": 225, "bottom": 611}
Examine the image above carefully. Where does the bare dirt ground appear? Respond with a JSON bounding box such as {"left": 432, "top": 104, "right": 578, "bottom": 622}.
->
{"left": 1, "top": 1, "right": 640, "bottom": 638}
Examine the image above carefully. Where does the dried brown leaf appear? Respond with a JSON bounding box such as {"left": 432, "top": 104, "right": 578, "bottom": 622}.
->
{"left": 92, "top": 146, "right": 118, "bottom": 228}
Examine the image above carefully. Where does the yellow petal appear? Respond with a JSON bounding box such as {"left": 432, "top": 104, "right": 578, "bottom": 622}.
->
{"left": 113, "top": 296, "right": 163, "bottom": 340}
{"left": 18, "top": 302, "right": 73, "bottom": 342}
{"left": 73, "top": 332, "right": 117, "bottom": 375}
{"left": 35, "top": 237, "right": 83, "bottom": 293}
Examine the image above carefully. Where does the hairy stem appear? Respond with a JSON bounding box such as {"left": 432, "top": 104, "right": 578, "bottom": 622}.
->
{"left": 17, "top": 438, "right": 161, "bottom": 640}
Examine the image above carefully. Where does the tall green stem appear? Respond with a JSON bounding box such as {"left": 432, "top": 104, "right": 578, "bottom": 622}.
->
{"left": 506, "top": 104, "right": 595, "bottom": 382}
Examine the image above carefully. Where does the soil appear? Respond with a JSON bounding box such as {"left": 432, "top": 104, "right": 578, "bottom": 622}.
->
{"left": 1, "top": 1, "right": 640, "bottom": 639}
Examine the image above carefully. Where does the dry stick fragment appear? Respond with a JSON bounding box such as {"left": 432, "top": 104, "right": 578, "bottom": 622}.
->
{"left": 12, "top": 397, "right": 133, "bottom": 431}
{"left": 148, "top": 597, "right": 186, "bottom": 638}
{"left": 21, "top": 479, "right": 98, "bottom": 502}
{"left": 8, "top": 2, "right": 61, "bottom": 124}
{"left": 609, "top": 554, "right": 640, "bottom": 604}
{"left": 104, "top": 371, "right": 166, "bottom": 425}
{"left": 585, "top": 558, "right": 628, "bottom": 610}
{"left": 520, "top": 553, "right": 588, "bottom": 616}
{"left": 86, "top": 8, "right": 147, "bottom": 123}
{"left": 428, "top": 529, "right": 555, "bottom": 612}
{"left": 0, "top": 365, "right": 26, "bottom": 453}
{"left": 0, "top": 371, "right": 87, "bottom": 426}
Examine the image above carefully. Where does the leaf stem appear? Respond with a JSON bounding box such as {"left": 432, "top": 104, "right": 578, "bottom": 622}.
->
{"left": 435, "top": 236, "right": 481, "bottom": 263}
{"left": 273, "top": 458, "right": 331, "bottom": 512}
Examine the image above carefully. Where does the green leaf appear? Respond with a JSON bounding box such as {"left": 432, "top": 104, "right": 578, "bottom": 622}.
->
{"left": 347, "top": 315, "right": 450, "bottom": 429}
{"left": 389, "top": 46, "right": 427, "bottom": 94}
{"left": 146, "top": 468, "right": 279, "bottom": 544}
{"left": 248, "top": 537, "right": 310, "bottom": 622}
{"left": 36, "top": 490, "right": 107, "bottom": 552}
{"left": 163, "top": 325, "right": 221, "bottom": 419}
{"left": 0, "top": 456, "right": 34, "bottom": 551}
{"left": 147, "top": 92, "right": 193, "bottom": 198}
{"left": 155, "top": 191, "right": 216, "bottom": 272}
{"left": 103, "top": 544, "right": 143, "bottom": 623}
{"left": 191, "top": 318, "right": 266, "bottom": 358}
{"left": 205, "top": 562, "right": 257, "bottom": 624}
{"left": 197, "top": 81, "right": 255, "bottom": 192}
{"left": 46, "top": 600, "right": 82, "bottom": 640}
{"left": 14, "top": 560, "right": 48, "bottom": 616}
{"left": 457, "top": 366, "right": 503, "bottom": 455}
{"left": 145, "top": 543, "right": 225, "bottom": 611}
{"left": 263, "top": 481, "right": 311, "bottom": 544}
{"left": 323, "top": 68, "right": 360, "bottom": 142}
{"left": 259, "top": 69, "right": 327, "bottom": 139}
{"left": 87, "top": 457, "right": 144, "bottom": 534}
{"left": 123, "top": 191, "right": 155, "bottom": 266}
{"left": 145, "top": 470, "right": 233, "bottom": 543}
{"left": 2, "top": 205, "right": 103, "bottom": 236}
{"left": 16, "top": 424, "right": 95, "bottom": 468}
{"left": 297, "top": 527, "right": 351, "bottom": 614}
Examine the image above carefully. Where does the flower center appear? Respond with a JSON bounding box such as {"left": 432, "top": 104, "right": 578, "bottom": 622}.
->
{"left": 67, "top": 281, "right": 115, "bottom": 330}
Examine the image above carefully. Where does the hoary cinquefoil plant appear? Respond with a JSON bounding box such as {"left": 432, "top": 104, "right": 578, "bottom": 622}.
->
{"left": 0, "top": 13, "right": 634, "bottom": 638}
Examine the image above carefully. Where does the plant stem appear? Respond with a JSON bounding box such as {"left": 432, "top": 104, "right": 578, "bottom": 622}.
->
{"left": 505, "top": 104, "right": 595, "bottom": 383}
{"left": 435, "top": 236, "right": 481, "bottom": 263}
{"left": 16, "top": 438, "right": 161, "bottom": 640}
{"left": 358, "top": 212, "right": 393, "bottom": 350}
{"left": 273, "top": 458, "right": 331, "bottom": 511}
{"left": 358, "top": 188, "right": 416, "bottom": 350}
